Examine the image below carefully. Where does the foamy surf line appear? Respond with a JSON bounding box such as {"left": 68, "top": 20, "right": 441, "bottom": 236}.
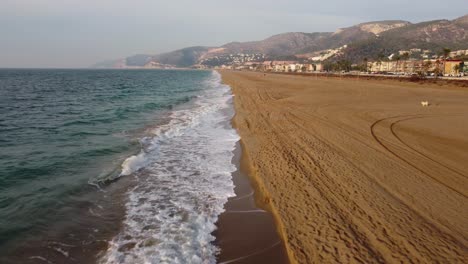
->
{"left": 100, "top": 71, "right": 240, "bottom": 264}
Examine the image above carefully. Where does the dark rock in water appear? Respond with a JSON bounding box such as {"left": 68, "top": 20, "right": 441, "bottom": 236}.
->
{"left": 142, "top": 224, "right": 158, "bottom": 231}
{"left": 140, "top": 238, "right": 159, "bottom": 248}
{"left": 118, "top": 242, "right": 136, "bottom": 252}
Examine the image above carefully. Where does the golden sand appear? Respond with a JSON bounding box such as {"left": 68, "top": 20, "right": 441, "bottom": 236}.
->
{"left": 220, "top": 71, "right": 468, "bottom": 263}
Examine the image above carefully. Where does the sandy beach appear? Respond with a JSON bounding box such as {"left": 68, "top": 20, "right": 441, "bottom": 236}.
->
{"left": 221, "top": 71, "right": 468, "bottom": 263}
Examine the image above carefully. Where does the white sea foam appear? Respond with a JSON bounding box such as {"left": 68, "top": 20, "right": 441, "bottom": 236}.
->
{"left": 101, "top": 71, "right": 239, "bottom": 264}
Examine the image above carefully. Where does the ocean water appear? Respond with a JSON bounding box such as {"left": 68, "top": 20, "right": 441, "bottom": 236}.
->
{"left": 0, "top": 69, "right": 239, "bottom": 263}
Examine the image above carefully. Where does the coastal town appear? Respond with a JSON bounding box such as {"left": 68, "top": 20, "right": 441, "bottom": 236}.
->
{"left": 194, "top": 49, "right": 468, "bottom": 78}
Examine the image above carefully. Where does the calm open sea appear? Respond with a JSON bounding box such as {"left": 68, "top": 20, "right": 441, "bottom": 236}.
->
{"left": 0, "top": 69, "right": 238, "bottom": 263}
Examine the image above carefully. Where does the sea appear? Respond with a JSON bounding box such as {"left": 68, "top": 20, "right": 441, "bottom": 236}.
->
{"left": 0, "top": 69, "right": 239, "bottom": 263}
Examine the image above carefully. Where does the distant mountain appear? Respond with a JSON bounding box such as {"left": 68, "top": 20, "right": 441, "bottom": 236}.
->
{"left": 151, "top": 46, "right": 212, "bottom": 67}
{"left": 125, "top": 54, "right": 153, "bottom": 66}
{"left": 355, "top": 20, "right": 411, "bottom": 34}
{"left": 215, "top": 21, "right": 400, "bottom": 56}
{"left": 220, "top": 32, "right": 332, "bottom": 56}
{"left": 338, "top": 17, "right": 468, "bottom": 62}
{"left": 92, "top": 14, "right": 468, "bottom": 68}
{"left": 453, "top": 14, "right": 468, "bottom": 27}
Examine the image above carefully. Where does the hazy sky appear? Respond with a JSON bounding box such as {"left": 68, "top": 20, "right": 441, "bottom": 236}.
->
{"left": 1, "top": 0, "right": 466, "bottom": 68}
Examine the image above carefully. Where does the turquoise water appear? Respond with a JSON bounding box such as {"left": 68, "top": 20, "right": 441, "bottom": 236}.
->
{"left": 0, "top": 69, "right": 216, "bottom": 258}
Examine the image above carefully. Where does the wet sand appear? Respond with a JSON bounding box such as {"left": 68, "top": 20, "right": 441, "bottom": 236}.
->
{"left": 220, "top": 71, "right": 468, "bottom": 263}
{"left": 214, "top": 142, "right": 289, "bottom": 264}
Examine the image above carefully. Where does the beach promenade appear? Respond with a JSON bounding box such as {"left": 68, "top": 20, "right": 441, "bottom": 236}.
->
{"left": 221, "top": 71, "right": 468, "bottom": 263}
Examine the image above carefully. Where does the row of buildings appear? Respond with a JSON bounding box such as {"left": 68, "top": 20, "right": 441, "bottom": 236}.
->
{"left": 367, "top": 59, "right": 466, "bottom": 76}
{"left": 449, "top": 49, "right": 468, "bottom": 58}
{"left": 219, "top": 61, "right": 324, "bottom": 72}
{"left": 200, "top": 53, "right": 266, "bottom": 67}
{"left": 217, "top": 59, "right": 466, "bottom": 77}
{"left": 260, "top": 61, "right": 324, "bottom": 72}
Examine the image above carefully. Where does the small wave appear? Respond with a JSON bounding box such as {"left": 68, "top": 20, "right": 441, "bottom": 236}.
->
{"left": 29, "top": 256, "right": 53, "bottom": 264}
{"left": 120, "top": 154, "right": 146, "bottom": 176}
{"left": 69, "top": 131, "right": 109, "bottom": 137}
{"left": 62, "top": 120, "right": 94, "bottom": 127}
{"left": 141, "top": 102, "right": 160, "bottom": 110}
{"left": 116, "top": 72, "right": 233, "bottom": 178}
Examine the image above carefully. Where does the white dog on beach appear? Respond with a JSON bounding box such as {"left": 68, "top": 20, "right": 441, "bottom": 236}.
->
{"left": 421, "top": 101, "right": 429, "bottom": 107}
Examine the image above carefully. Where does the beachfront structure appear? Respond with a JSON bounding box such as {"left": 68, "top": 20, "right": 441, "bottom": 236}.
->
{"left": 259, "top": 61, "right": 294, "bottom": 72}
{"left": 444, "top": 60, "right": 463, "bottom": 76}
{"left": 220, "top": 65, "right": 233, "bottom": 70}
{"left": 449, "top": 50, "right": 468, "bottom": 58}
{"left": 271, "top": 61, "right": 295, "bottom": 72}
{"left": 299, "top": 63, "right": 323, "bottom": 72}
{"left": 262, "top": 61, "right": 274, "bottom": 71}
{"left": 367, "top": 60, "right": 448, "bottom": 74}
{"left": 315, "top": 64, "right": 323, "bottom": 72}
{"left": 295, "top": 64, "right": 314, "bottom": 73}
{"left": 270, "top": 62, "right": 323, "bottom": 73}
{"left": 244, "top": 61, "right": 324, "bottom": 73}
{"left": 368, "top": 61, "right": 393, "bottom": 72}
{"left": 288, "top": 64, "right": 297, "bottom": 72}
{"left": 367, "top": 59, "right": 466, "bottom": 76}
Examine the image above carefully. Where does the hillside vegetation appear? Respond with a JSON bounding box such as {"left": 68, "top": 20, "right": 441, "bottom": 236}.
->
{"left": 92, "top": 14, "right": 468, "bottom": 68}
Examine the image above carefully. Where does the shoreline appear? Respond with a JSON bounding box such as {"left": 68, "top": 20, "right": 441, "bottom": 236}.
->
{"left": 213, "top": 78, "right": 290, "bottom": 264}
{"left": 220, "top": 70, "right": 468, "bottom": 263}
{"left": 214, "top": 141, "right": 289, "bottom": 263}
{"left": 233, "top": 128, "right": 298, "bottom": 264}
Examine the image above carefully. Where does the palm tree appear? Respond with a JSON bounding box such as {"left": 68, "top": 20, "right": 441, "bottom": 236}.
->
{"left": 401, "top": 52, "right": 410, "bottom": 61}
{"left": 443, "top": 48, "right": 451, "bottom": 59}
{"left": 376, "top": 60, "right": 382, "bottom": 72}
{"left": 454, "top": 64, "right": 460, "bottom": 75}
{"left": 441, "top": 48, "right": 452, "bottom": 76}
{"left": 423, "top": 60, "right": 432, "bottom": 76}
{"left": 400, "top": 52, "right": 410, "bottom": 73}
{"left": 394, "top": 55, "right": 401, "bottom": 74}
{"left": 434, "top": 60, "right": 443, "bottom": 78}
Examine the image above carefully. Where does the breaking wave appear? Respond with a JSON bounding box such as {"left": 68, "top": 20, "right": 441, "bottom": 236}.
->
{"left": 100, "top": 71, "right": 239, "bottom": 264}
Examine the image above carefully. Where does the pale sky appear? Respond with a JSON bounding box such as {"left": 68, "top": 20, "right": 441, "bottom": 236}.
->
{"left": 0, "top": 0, "right": 466, "bottom": 68}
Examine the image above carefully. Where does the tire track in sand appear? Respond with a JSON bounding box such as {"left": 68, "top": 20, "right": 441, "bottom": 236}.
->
{"left": 370, "top": 115, "right": 467, "bottom": 198}
{"left": 390, "top": 116, "right": 468, "bottom": 179}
